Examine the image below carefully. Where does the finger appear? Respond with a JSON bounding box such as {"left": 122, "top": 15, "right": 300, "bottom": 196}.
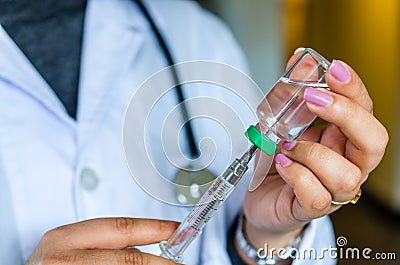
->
{"left": 285, "top": 47, "right": 306, "bottom": 69}
{"left": 297, "top": 124, "right": 325, "bottom": 142}
{"left": 285, "top": 47, "right": 319, "bottom": 81}
{"left": 274, "top": 153, "right": 332, "bottom": 221}
{"left": 326, "top": 59, "right": 373, "bottom": 113}
{"left": 318, "top": 124, "right": 347, "bottom": 155}
{"left": 281, "top": 140, "right": 362, "bottom": 203}
{"left": 304, "top": 88, "right": 388, "bottom": 172}
{"left": 50, "top": 249, "right": 178, "bottom": 265}
{"left": 47, "top": 218, "right": 179, "bottom": 250}
{"left": 250, "top": 149, "right": 276, "bottom": 191}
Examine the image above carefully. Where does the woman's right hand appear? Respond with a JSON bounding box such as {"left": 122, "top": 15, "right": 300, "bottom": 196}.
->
{"left": 26, "top": 217, "right": 179, "bottom": 265}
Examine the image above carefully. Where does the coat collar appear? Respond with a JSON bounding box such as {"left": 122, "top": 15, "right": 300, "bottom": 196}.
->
{"left": 0, "top": 0, "right": 157, "bottom": 126}
{"left": 0, "top": 25, "right": 75, "bottom": 127}
{"left": 75, "top": 0, "right": 157, "bottom": 124}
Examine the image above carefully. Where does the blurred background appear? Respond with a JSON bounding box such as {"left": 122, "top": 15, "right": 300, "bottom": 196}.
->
{"left": 198, "top": 0, "right": 399, "bottom": 264}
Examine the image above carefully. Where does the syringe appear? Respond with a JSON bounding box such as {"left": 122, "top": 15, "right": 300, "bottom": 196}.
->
{"left": 159, "top": 48, "right": 331, "bottom": 263}
{"left": 160, "top": 144, "right": 258, "bottom": 263}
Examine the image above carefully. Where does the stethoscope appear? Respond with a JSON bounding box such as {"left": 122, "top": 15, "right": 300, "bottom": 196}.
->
{"left": 134, "top": 0, "right": 217, "bottom": 205}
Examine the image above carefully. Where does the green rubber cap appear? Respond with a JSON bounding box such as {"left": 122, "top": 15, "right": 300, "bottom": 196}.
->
{"left": 245, "top": 125, "right": 278, "bottom": 156}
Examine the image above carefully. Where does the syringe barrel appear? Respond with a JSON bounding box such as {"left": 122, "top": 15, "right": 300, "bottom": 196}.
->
{"left": 257, "top": 48, "right": 331, "bottom": 142}
{"left": 161, "top": 176, "right": 233, "bottom": 262}
{"left": 161, "top": 158, "right": 249, "bottom": 262}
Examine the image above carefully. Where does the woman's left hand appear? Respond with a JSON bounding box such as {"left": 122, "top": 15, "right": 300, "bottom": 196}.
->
{"left": 242, "top": 56, "right": 388, "bottom": 252}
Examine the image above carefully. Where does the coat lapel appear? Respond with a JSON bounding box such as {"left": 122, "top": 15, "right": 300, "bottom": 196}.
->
{"left": 76, "top": 0, "right": 146, "bottom": 124}
{"left": 0, "top": 25, "right": 74, "bottom": 127}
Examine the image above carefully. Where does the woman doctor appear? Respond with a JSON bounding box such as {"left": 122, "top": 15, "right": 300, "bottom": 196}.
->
{"left": 0, "top": 0, "right": 387, "bottom": 264}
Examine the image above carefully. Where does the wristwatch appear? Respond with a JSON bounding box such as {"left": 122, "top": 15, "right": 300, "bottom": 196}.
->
{"left": 235, "top": 213, "right": 302, "bottom": 265}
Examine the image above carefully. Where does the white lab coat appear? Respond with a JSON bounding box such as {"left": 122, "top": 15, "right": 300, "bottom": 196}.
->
{"left": 0, "top": 0, "right": 335, "bottom": 264}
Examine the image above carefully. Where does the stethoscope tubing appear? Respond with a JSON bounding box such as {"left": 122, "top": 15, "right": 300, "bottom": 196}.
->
{"left": 134, "top": 0, "right": 200, "bottom": 159}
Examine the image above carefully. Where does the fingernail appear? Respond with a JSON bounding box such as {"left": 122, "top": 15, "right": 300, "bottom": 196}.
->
{"left": 329, "top": 60, "right": 350, "bottom": 83}
{"left": 304, "top": 87, "right": 333, "bottom": 107}
{"left": 275, "top": 153, "right": 292, "bottom": 167}
{"left": 282, "top": 140, "right": 296, "bottom": 151}
{"left": 294, "top": 47, "right": 305, "bottom": 54}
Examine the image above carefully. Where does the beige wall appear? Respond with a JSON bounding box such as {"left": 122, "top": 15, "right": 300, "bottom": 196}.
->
{"left": 199, "top": 0, "right": 284, "bottom": 92}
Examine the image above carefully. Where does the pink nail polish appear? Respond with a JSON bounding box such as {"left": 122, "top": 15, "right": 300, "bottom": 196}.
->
{"left": 330, "top": 60, "right": 350, "bottom": 83}
{"left": 275, "top": 153, "right": 292, "bottom": 167}
{"left": 304, "top": 87, "right": 333, "bottom": 107}
{"left": 282, "top": 140, "right": 296, "bottom": 151}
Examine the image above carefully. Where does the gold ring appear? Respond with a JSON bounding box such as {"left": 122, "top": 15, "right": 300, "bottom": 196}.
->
{"left": 331, "top": 189, "right": 362, "bottom": 205}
